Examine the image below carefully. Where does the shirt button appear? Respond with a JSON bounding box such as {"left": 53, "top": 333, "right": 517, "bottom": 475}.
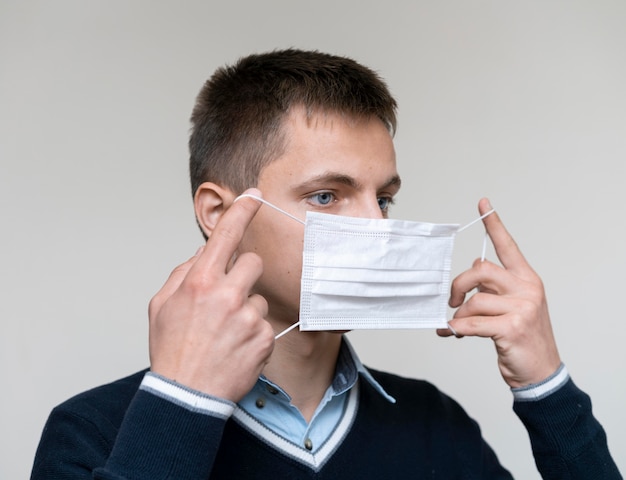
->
{"left": 255, "top": 398, "right": 265, "bottom": 409}
{"left": 304, "top": 438, "right": 313, "bottom": 451}
{"left": 266, "top": 385, "right": 279, "bottom": 395}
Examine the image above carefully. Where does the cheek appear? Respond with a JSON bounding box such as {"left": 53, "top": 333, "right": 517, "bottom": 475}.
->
{"left": 239, "top": 217, "right": 304, "bottom": 281}
{"left": 266, "top": 231, "right": 303, "bottom": 280}
{"left": 250, "top": 230, "right": 304, "bottom": 317}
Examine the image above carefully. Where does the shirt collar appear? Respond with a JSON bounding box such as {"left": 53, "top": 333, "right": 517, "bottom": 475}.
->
{"left": 257, "top": 336, "right": 395, "bottom": 404}
{"left": 340, "top": 336, "right": 396, "bottom": 403}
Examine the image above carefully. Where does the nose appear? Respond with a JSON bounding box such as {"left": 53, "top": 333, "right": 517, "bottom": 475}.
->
{"left": 347, "top": 195, "right": 385, "bottom": 220}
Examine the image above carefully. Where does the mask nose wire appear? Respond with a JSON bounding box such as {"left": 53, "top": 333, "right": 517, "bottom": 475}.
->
{"left": 447, "top": 208, "right": 495, "bottom": 338}
{"left": 234, "top": 193, "right": 304, "bottom": 340}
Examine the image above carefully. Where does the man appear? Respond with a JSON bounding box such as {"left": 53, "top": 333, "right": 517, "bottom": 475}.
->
{"left": 32, "top": 49, "right": 621, "bottom": 479}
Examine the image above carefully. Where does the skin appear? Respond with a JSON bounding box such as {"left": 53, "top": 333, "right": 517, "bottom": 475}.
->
{"left": 149, "top": 107, "right": 561, "bottom": 423}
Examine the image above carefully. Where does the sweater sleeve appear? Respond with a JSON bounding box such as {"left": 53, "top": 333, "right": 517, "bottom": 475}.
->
{"left": 513, "top": 377, "right": 622, "bottom": 479}
{"left": 31, "top": 373, "right": 234, "bottom": 480}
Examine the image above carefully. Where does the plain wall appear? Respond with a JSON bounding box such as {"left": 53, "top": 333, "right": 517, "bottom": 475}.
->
{"left": 1, "top": 1, "right": 625, "bottom": 478}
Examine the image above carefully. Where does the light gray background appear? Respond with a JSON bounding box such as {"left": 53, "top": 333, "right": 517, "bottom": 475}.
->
{"left": 2, "top": 1, "right": 625, "bottom": 478}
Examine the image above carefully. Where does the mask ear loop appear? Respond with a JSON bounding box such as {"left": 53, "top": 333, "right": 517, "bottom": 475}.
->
{"left": 275, "top": 321, "right": 300, "bottom": 340}
{"left": 447, "top": 208, "right": 495, "bottom": 337}
{"left": 234, "top": 193, "right": 305, "bottom": 339}
{"left": 235, "top": 193, "right": 305, "bottom": 225}
{"left": 480, "top": 232, "right": 489, "bottom": 262}
{"left": 456, "top": 208, "right": 495, "bottom": 234}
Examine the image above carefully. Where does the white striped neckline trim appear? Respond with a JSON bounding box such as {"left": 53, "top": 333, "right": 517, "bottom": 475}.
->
{"left": 232, "top": 380, "right": 360, "bottom": 471}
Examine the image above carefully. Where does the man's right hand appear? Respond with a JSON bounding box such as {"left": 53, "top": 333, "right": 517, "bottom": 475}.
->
{"left": 148, "top": 188, "right": 275, "bottom": 402}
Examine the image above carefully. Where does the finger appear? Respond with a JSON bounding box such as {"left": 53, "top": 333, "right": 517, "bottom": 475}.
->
{"left": 449, "top": 260, "right": 515, "bottom": 308}
{"left": 148, "top": 247, "right": 204, "bottom": 318}
{"left": 228, "top": 295, "right": 271, "bottom": 338}
{"left": 479, "top": 198, "right": 531, "bottom": 275}
{"left": 447, "top": 314, "right": 506, "bottom": 339}
{"left": 436, "top": 328, "right": 452, "bottom": 337}
{"left": 247, "top": 293, "right": 269, "bottom": 319}
{"left": 453, "top": 291, "right": 514, "bottom": 319}
{"left": 226, "top": 251, "right": 264, "bottom": 293}
{"left": 192, "top": 188, "right": 263, "bottom": 275}
{"left": 436, "top": 327, "right": 462, "bottom": 338}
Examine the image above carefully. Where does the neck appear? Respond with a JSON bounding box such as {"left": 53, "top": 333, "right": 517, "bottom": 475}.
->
{"left": 263, "top": 329, "right": 342, "bottom": 423}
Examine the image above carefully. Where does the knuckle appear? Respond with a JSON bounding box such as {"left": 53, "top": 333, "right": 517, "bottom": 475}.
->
{"left": 508, "top": 310, "right": 526, "bottom": 331}
{"left": 148, "top": 295, "right": 162, "bottom": 319}
{"left": 476, "top": 259, "right": 494, "bottom": 275}
{"left": 166, "top": 262, "right": 192, "bottom": 284}
{"left": 519, "top": 298, "right": 539, "bottom": 319}
{"left": 236, "top": 251, "right": 263, "bottom": 272}
{"left": 261, "top": 322, "right": 276, "bottom": 350}
{"left": 522, "top": 280, "right": 545, "bottom": 305}
{"left": 468, "top": 292, "right": 486, "bottom": 310}
{"left": 214, "top": 223, "right": 241, "bottom": 245}
{"left": 216, "top": 284, "right": 247, "bottom": 309}
{"left": 180, "top": 272, "right": 219, "bottom": 299}
{"left": 178, "top": 277, "right": 203, "bottom": 298}
{"left": 263, "top": 320, "right": 275, "bottom": 338}
{"left": 465, "top": 316, "right": 482, "bottom": 331}
{"left": 239, "top": 305, "right": 259, "bottom": 327}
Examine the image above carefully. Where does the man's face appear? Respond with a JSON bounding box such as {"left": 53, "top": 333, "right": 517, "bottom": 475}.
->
{"left": 238, "top": 108, "right": 400, "bottom": 328}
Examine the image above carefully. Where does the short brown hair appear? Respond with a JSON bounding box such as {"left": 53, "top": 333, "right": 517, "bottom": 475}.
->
{"left": 189, "top": 49, "right": 398, "bottom": 196}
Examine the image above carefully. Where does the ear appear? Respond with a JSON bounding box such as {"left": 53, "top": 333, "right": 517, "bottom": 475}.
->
{"left": 193, "top": 182, "right": 237, "bottom": 238}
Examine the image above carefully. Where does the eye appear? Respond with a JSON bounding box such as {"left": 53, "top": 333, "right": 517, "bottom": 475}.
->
{"left": 377, "top": 196, "right": 394, "bottom": 212}
{"left": 308, "top": 191, "right": 336, "bottom": 206}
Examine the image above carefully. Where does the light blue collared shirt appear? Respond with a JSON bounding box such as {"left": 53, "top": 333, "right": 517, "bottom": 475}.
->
{"left": 237, "top": 337, "right": 394, "bottom": 452}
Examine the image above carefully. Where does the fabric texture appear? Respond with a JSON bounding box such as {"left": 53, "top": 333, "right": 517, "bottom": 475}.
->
{"left": 31, "top": 366, "right": 622, "bottom": 479}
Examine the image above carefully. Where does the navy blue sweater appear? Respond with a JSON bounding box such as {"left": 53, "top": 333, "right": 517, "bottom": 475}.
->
{"left": 31, "top": 368, "right": 621, "bottom": 479}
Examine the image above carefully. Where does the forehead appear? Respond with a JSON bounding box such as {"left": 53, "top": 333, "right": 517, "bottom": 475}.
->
{"left": 258, "top": 108, "right": 397, "bottom": 189}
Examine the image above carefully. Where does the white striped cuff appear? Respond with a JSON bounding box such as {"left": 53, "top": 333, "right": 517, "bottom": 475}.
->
{"left": 140, "top": 372, "right": 236, "bottom": 419}
{"left": 511, "top": 363, "right": 569, "bottom": 402}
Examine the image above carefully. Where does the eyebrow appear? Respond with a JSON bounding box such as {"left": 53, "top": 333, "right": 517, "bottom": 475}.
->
{"left": 294, "top": 171, "right": 402, "bottom": 192}
{"left": 382, "top": 174, "right": 402, "bottom": 191}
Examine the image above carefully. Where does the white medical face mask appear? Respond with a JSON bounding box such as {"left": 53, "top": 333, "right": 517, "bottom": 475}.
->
{"left": 299, "top": 212, "right": 459, "bottom": 331}
{"left": 236, "top": 195, "right": 493, "bottom": 338}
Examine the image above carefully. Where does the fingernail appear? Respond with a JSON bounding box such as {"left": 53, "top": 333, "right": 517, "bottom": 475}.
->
{"left": 447, "top": 322, "right": 460, "bottom": 338}
{"left": 246, "top": 187, "right": 262, "bottom": 198}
